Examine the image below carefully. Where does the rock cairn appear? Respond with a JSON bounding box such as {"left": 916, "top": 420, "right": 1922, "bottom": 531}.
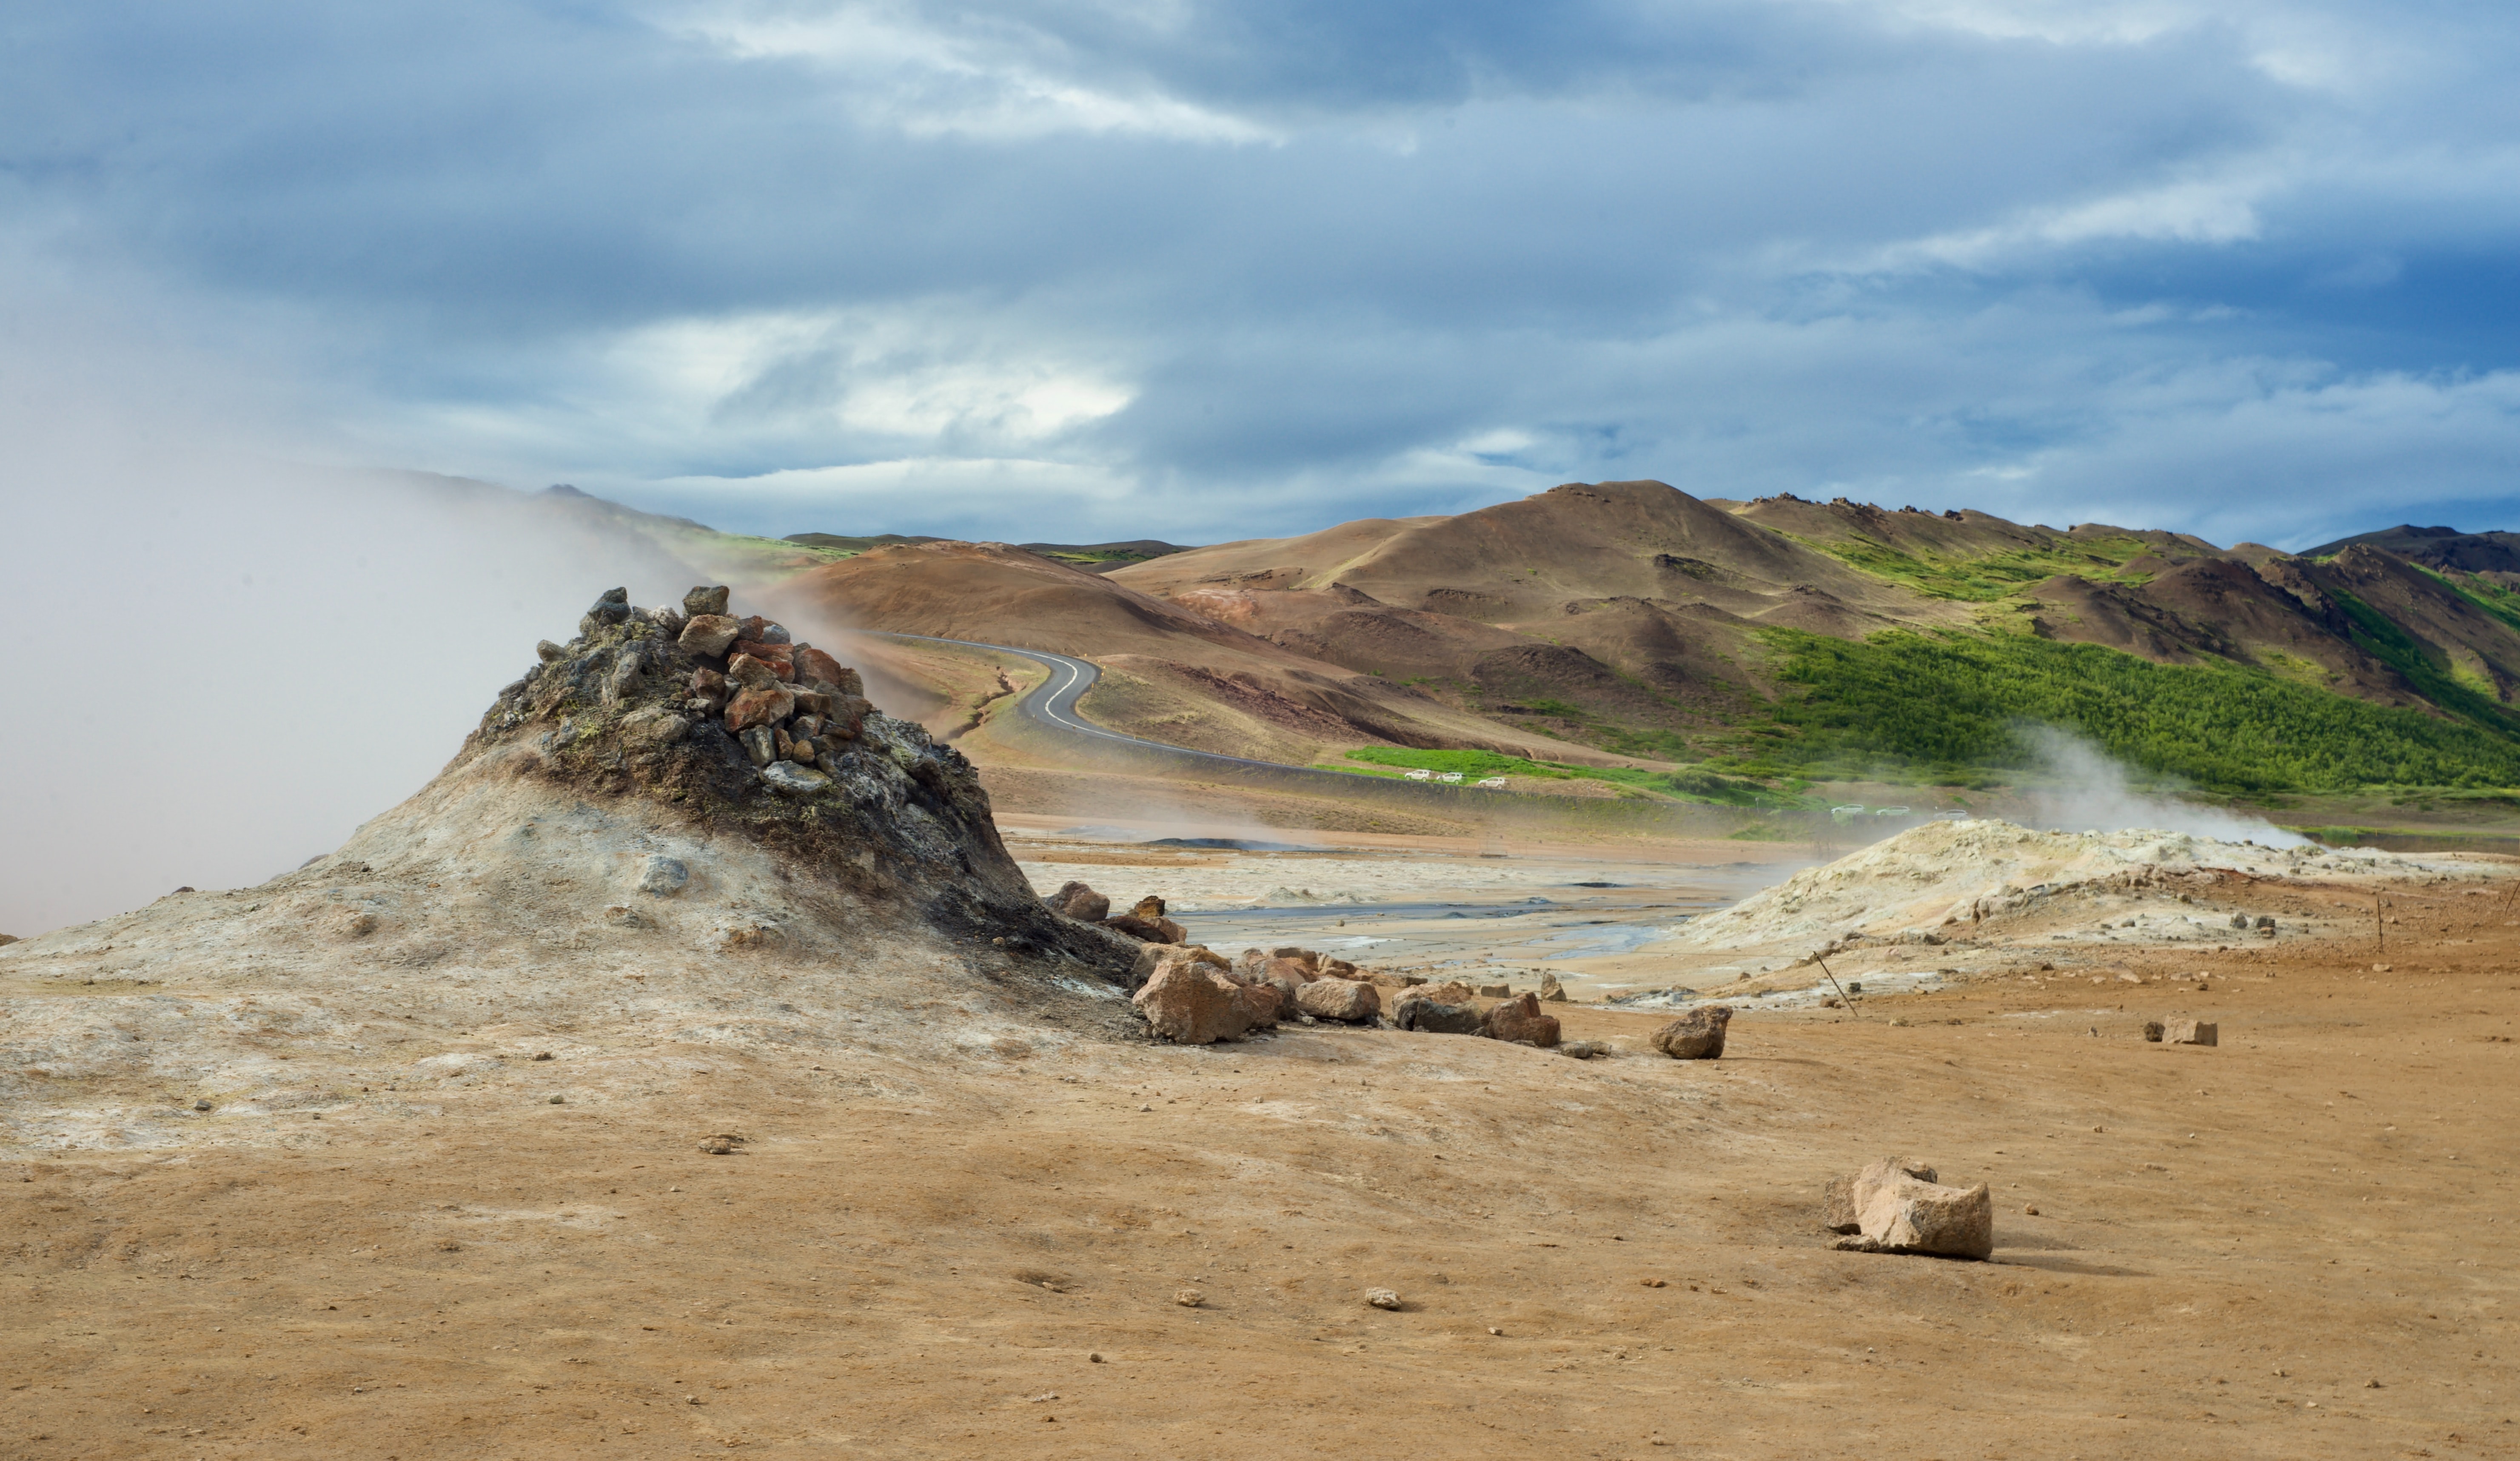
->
{"left": 471, "top": 586, "right": 1135, "bottom": 971}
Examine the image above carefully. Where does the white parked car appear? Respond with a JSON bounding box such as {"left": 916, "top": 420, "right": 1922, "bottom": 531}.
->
{"left": 1403, "top": 768, "right": 1434, "bottom": 781}
{"left": 1438, "top": 771, "right": 1465, "bottom": 783}
{"left": 1475, "top": 777, "right": 1508, "bottom": 788}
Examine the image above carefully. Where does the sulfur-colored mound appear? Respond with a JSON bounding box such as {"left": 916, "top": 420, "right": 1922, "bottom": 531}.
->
{"left": 0, "top": 588, "right": 1143, "bottom": 1155}
{"left": 1667, "top": 817, "right": 2447, "bottom": 955}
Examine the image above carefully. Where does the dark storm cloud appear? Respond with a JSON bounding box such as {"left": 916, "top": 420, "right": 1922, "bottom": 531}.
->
{"left": 3, "top": 0, "right": 2517, "bottom": 547}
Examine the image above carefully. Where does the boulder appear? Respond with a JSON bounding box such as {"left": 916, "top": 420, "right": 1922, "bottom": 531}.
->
{"left": 584, "top": 587, "right": 631, "bottom": 629}
{"left": 1128, "top": 942, "right": 1229, "bottom": 987}
{"left": 1416, "top": 980, "right": 1475, "bottom": 1005}
{"left": 679, "top": 613, "right": 742, "bottom": 657}
{"left": 1100, "top": 914, "right": 1169, "bottom": 942}
{"left": 1823, "top": 1162, "right": 1932, "bottom": 1234}
{"left": 760, "top": 761, "right": 830, "bottom": 795}
{"left": 724, "top": 686, "right": 795, "bottom": 733}
{"left": 1261, "top": 956, "right": 1315, "bottom": 984}
{"left": 791, "top": 646, "right": 864, "bottom": 697}
{"left": 1650, "top": 1005, "right": 1732, "bottom": 1060}
{"left": 1826, "top": 1156, "right": 1992, "bottom": 1260}
{"left": 536, "top": 639, "right": 566, "bottom": 664}
{"left": 1392, "top": 990, "right": 1484, "bottom": 1035}
{"left": 1537, "top": 971, "right": 1569, "bottom": 1003}
{"left": 1477, "top": 983, "right": 1511, "bottom": 998}
{"left": 1133, "top": 895, "right": 1168, "bottom": 920}
{"left": 636, "top": 855, "right": 690, "bottom": 897}
{"left": 2164, "top": 1018, "right": 2218, "bottom": 1047}
{"left": 601, "top": 648, "right": 649, "bottom": 706}
{"left": 731, "top": 641, "right": 795, "bottom": 679}
{"left": 618, "top": 706, "right": 690, "bottom": 752}
{"left": 1482, "top": 992, "right": 1561, "bottom": 1048}
{"left": 1296, "top": 978, "right": 1380, "bottom": 1023}
{"left": 726, "top": 653, "right": 782, "bottom": 689}
{"left": 739, "top": 725, "right": 775, "bottom": 767}
{"left": 682, "top": 585, "right": 731, "bottom": 618}
{"left": 1134, "top": 961, "right": 1275, "bottom": 1044}
{"left": 1253, "top": 957, "right": 1314, "bottom": 1008}
{"left": 1557, "top": 1039, "right": 1608, "bottom": 1059}
{"left": 822, "top": 694, "right": 872, "bottom": 740}
{"left": 1047, "top": 882, "right": 1111, "bottom": 922}
{"left": 1321, "top": 957, "right": 1358, "bottom": 979}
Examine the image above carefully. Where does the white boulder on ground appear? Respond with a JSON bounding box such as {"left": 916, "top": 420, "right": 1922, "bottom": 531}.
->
{"left": 1823, "top": 1156, "right": 1993, "bottom": 1259}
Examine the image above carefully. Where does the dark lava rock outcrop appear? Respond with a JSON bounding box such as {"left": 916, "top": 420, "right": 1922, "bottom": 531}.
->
{"left": 471, "top": 586, "right": 1137, "bottom": 973}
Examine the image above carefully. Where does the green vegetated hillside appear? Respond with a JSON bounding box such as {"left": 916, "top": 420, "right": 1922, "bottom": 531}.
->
{"left": 1322, "top": 746, "right": 1797, "bottom": 807}
{"left": 1782, "top": 532, "right": 2161, "bottom": 602}
{"left": 1719, "top": 629, "right": 2520, "bottom": 796}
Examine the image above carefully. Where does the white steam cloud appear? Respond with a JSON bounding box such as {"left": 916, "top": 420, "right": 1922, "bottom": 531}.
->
{"left": 0, "top": 324, "right": 726, "bottom": 936}
{"left": 2016, "top": 727, "right": 2307, "bottom": 847}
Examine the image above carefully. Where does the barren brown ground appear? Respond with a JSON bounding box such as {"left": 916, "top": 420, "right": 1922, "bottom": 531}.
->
{"left": 8, "top": 868, "right": 2517, "bottom": 1461}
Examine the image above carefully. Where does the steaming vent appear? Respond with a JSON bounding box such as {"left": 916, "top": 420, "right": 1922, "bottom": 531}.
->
{"left": 0, "top": 584, "right": 1149, "bottom": 1153}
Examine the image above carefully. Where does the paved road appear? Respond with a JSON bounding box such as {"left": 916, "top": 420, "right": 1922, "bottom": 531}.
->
{"left": 863, "top": 632, "right": 1720, "bottom": 830}
{"left": 867, "top": 630, "right": 1346, "bottom": 778}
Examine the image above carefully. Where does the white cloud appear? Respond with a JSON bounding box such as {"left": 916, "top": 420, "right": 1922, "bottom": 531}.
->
{"left": 1816, "top": 0, "right": 2198, "bottom": 46}
{"left": 664, "top": 0, "right": 1279, "bottom": 142}
{"left": 1855, "top": 174, "right": 2270, "bottom": 273}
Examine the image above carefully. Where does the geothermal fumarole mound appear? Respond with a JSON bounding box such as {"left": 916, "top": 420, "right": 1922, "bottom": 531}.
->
{"left": 0, "top": 587, "right": 1139, "bottom": 1153}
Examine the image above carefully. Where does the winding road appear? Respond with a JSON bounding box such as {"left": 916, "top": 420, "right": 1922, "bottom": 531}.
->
{"left": 862, "top": 632, "right": 1728, "bottom": 831}
{"left": 866, "top": 630, "right": 1338, "bottom": 777}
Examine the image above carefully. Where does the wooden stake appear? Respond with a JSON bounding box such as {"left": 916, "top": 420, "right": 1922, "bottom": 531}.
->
{"left": 1816, "top": 955, "right": 1864, "bottom": 1017}
{"left": 2377, "top": 891, "right": 2385, "bottom": 955}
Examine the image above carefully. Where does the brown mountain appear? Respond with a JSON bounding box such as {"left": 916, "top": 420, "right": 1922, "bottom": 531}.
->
{"left": 753, "top": 481, "right": 2520, "bottom": 781}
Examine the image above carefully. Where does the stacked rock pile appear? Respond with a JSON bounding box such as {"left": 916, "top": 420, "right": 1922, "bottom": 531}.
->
{"left": 477, "top": 586, "right": 1140, "bottom": 978}
{"left": 662, "top": 585, "right": 876, "bottom": 794}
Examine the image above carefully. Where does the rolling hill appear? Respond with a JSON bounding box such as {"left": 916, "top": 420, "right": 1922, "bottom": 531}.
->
{"left": 531, "top": 477, "right": 2520, "bottom": 812}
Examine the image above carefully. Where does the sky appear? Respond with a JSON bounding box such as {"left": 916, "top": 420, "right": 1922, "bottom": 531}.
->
{"left": 5, "top": 0, "right": 2520, "bottom": 550}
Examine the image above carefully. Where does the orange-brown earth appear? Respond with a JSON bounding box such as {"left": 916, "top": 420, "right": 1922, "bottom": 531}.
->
{"left": 8, "top": 853, "right": 2515, "bottom": 1461}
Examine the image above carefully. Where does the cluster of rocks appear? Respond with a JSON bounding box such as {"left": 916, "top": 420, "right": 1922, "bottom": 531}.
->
{"left": 642, "top": 585, "right": 877, "bottom": 794}
{"left": 1822, "top": 1156, "right": 1993, "bottom": 1259}
{"left": 475, "top": 587, "right": 1135, "bottom": 974}
{"left": 1044, "top": 882, "right": 1189, "bottom": 944}
{"left": 1127, "top": 944, "right": 1391, "bottom": 1045}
